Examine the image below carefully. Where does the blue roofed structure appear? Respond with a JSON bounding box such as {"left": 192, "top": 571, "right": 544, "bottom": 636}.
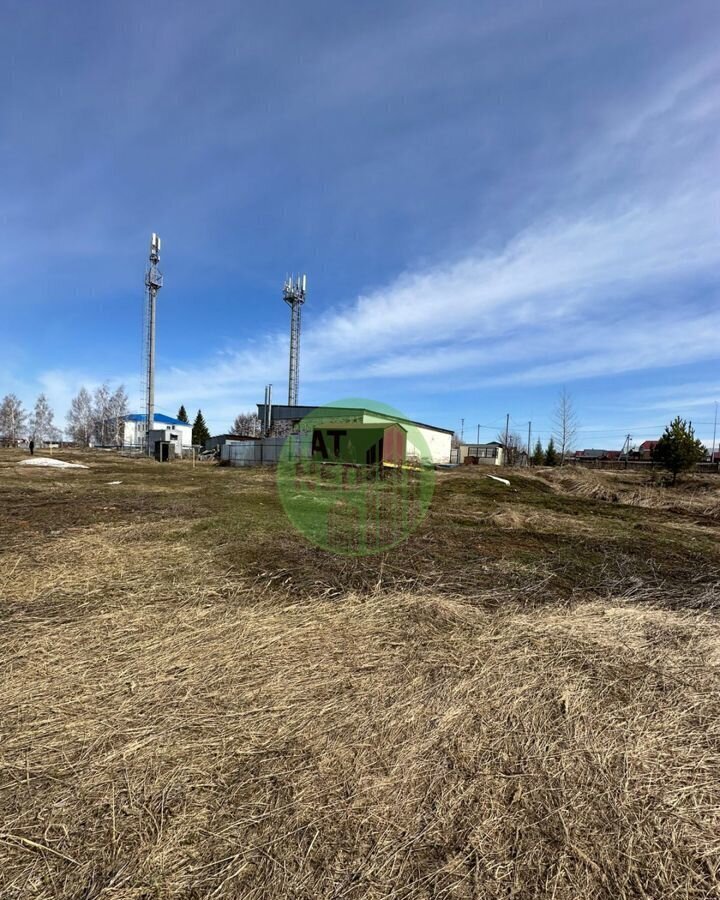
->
{"left": 125, "top": 413, "right": 188, "bottom": 427}
{"left": 118, "top": 413, "right": 193, "bottom": 453}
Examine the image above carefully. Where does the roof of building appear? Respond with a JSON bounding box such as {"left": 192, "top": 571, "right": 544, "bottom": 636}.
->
{"left": 639, "top": 440, "right": 659, "bottom": 450}
{"left": 312, "top": 421, "right": 408, "bottom": 432}
{"left": 462, "top": 441, "right": 503, "bottom": 448}
{"left": 208, "top": 433, "right": 260, "bottom": 442}
{"left": 256, "top": 403, "right": 454, "bottom": 435}
{"left": 125, "top": 413, "right": 189, "bottom": 427}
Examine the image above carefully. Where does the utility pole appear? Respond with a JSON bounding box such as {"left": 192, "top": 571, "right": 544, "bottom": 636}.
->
{"left": 503, "top": 413, "right": 510, "bottom": 465}
{"left": 460, "top": 418, "right": 464, "bottom": 442}
{"left": 476, "top": 424, "right": 480, "bottom": 444}
{"left": 144, "top": 233, "right": 162, "bottom": 455}
{"left": 622, "top": 434, "right": 632, "bottom": 469}
{"left": 711, "top": 401, "right": 718, "bottom": 465}
{"left": 527, "top": 421, "right": 532, "bottom": 467}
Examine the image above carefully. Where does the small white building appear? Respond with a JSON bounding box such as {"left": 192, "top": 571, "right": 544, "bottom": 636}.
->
{"left": 122, "top": 414, "right": 193, "bottom": 455}
{"left": 459, "top": 442, "right": 505, "bottom": 466}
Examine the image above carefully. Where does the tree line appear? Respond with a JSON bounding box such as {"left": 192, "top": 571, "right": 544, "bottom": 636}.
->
{"left": 0, "top": 388, "right": 220, "bottom": 450}
{"left": 0, "top": 385, "right": 130, "bottom": 447}
{"left": 530, "top": 417, "right": 707, "bottom": 480}
{"left": 459, "top": 389, "right": 710, "bottom": 481}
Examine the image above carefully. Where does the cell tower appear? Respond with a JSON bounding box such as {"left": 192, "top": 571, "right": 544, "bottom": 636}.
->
{"left": 283, "top": 273, "right": 307, "bottom": 406}
{"left": 144, "top": 233, "right": 163, "bottom": 454}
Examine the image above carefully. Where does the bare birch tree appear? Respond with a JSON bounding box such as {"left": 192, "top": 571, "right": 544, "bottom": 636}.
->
{"left": 29, "top": 394, "right": 59, "bottom": 443}
{"left": 496, "top": 430, "right": 525, "bottom": 466}
{"left": 92, "top": 383, "right": 113, "bottom": 446}
{"left": 552, "top": 388, "right": 579, "bottom": 464}
{"left": 0, "top": 394, "right": 27, "bottom": 446}
{"left": 108, "top": 385, "right": 129, "bottom": 446}
{"left": 231, "top": 412, "right": 262, "bottom": 437}
{"left": 66, "top": 387, "right": 94, "bottom": 446}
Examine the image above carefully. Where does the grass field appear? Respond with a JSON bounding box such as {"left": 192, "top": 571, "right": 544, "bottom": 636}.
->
{"left": 1, "top": 450, "right": 719, "bottom": 898}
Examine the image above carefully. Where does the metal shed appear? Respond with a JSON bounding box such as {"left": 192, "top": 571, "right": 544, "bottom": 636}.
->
{"left": 309, "top": 422, "right": 407, "bottom": 466}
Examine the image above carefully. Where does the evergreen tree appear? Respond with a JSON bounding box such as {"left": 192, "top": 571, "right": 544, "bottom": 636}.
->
{"left": 654, "top": 417, "right": 706, "bottom": 484}
{"left": 177, "top": 405, "right": 189, "bottom": 423}
{"left": 544, "top": 436, "right": 558, "bottom": 466}
{"left": 192, "top": 409, "right": 210, "bottom": 447}
{"left": 532, "top": 438, "right": 544, "bottom": 467}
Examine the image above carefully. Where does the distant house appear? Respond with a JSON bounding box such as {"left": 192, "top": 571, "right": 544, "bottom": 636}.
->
{"left": 459, "top": 441, "right": 505, "bottom": 466}
{"left": 575, "top": 449, "right": 607, "bottom": 460}
{"left": 637, "top": 440, "right": 659, "bottom": 460}
{"left": 574, "top": 449, "right": 621, "bottom": 461}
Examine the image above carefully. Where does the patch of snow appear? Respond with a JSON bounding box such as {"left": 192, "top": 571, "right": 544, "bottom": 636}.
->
{"left": 18, "top": 457, "right": 89, "bottom": 469}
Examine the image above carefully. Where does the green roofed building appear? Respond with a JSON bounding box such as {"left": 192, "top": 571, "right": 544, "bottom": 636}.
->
{"left": 256, "top": 403, "right": 453, "bottom": 465}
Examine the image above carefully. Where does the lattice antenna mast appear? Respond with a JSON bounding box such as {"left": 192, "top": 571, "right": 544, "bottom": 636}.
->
{"left": 283, "top": 273, "right": 306, "bottom": 406}
{"left": 144, "top": 233, "right": 163, "bottom": 454}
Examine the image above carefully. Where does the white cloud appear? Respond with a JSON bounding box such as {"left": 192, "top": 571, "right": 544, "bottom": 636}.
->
{"left": 12, "top": 58, "right": 719, "bottom": 436}
{"left": 159, "top": 180, "right": 718, "bottom": 421}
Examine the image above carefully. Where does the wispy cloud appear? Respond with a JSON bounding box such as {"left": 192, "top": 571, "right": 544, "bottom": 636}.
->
{"left": 159, "top": 181, "right": 718, "bottom": 417}
{"left": 3, "top": 7, "right": 718, "bottom": 439}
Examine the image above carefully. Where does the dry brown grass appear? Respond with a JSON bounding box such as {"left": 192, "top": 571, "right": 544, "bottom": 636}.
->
{"left": 2, "top": 543, "right": 720, "bottom": 897}
{"left": 485, "top": 505, "right": 594, "bottom": 536}
{"left": 2, "top": 455, "right": 720, "bottom": 898}
{"left": 538, "top": 466, "right": 720, "bottom": 519}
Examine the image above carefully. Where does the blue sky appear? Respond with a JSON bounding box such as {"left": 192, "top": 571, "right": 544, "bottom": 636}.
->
{"left": 1, "top": 0, "right": 719, "bottom": 448}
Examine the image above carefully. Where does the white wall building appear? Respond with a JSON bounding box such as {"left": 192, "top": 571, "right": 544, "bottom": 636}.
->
{"left": 459, "top": 442, "right": 505, "bottom": 466}
{"left": 122, "top": 414, "right": 193, "bottom": 455}
{"left": 359, "top": 411, "right": 453, "bottom": 465}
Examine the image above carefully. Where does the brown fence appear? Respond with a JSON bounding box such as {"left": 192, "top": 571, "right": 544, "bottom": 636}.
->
{"left": 568, "top": 458, "right": 720, "bottom": 474}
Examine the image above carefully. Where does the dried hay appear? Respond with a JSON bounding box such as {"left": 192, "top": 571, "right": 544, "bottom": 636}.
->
{"left": 538, "top": 468, "right": 720, "bottom": 520}
{"left": 486, "top": 505, "right": 593, "bottom": 535}
{"left": 2, "top": 462, "right": 720, "bottom": 898}
{"left": 1, "top": 571, "right": 719, "bottom": 896}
